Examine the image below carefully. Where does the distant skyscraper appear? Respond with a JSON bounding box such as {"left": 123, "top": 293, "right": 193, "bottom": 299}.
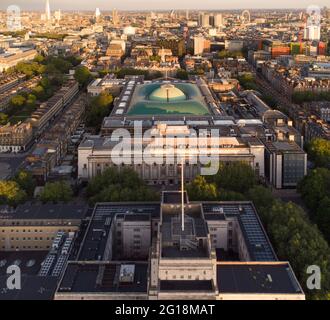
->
{"left": 304, "top": 9, "right": 321, "bottom": 41}
{"left": 304, "top": 25, "right": 321, "bottom": 41}
{"left": 146, "top": 15, "right": 152, "bottom": 28}
{"left": 45, "top": 0, "right": 51, "bottom": 21}
{"left": 199, "top": 13, "right": 210, "bottom": 27}
{"left": 54, "top": 9, "right": 61, "bottom": 21}
{"left": 214, "top": 14, "right": 223, "bottom": 28}
{"left": 186, "top": 10, "right": 189, "bottom": 20}
{"left": 194, "top": 36, "right": 205, "bottom": 55}
{"left": 95, "top": 8, "right": 101, "bottom": 20}
{"left": 112, "top": 9, "right": 119, "bottom": 26}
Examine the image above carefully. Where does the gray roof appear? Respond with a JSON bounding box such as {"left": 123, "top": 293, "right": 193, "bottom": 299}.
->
{"left": 0, "top": 203, "right": 88, "bottom": 220}
{"left": 217, "top": 263, "right": 303, "bottom": 294}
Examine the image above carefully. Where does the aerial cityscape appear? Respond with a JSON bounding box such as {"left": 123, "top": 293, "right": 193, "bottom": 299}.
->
{"left": 0, "top": 0, "right": 329, "bottom": 303}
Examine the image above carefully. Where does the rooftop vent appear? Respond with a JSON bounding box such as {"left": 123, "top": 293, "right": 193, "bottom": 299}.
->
{"left": 119, "top": 264, "right": 135, "bottom": 283}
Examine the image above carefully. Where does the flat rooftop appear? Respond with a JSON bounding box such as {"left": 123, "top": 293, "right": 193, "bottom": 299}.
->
{"left": 202, "top": 203, "right": 277, "bottom": 261}
{"left": 78, "top": 203, "right": 160, "bottom": 261}
{"left": 0, "top": 251, "right": 48, "bottom": 276}
{"left": 57, "top": 262, "right": 148, "bottom": 294}
{"left": 217, "top": 263, "right": 303, "bottom": 294}
{"left": 0, "top": 275, "right": 58, "bottom": 300}
{"left": 0, "top": 203, "right": 88, "bottom": 221}
{"left": 0, "top": 251, "right": 57, "bottom": 300}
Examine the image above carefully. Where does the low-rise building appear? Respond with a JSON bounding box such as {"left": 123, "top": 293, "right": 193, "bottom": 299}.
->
{"left": 0, "top": 48, "right": 37, "bottom": 72}
{"left": 0, "top": 203, "right": 87, "bottom": 251}
{"left": 263, "top": 140, "right": 307, "bottom": 189}
{"left": 0, "top": 122, "right": 33, "bottom": 153}
{"left": 29, "top": 81, "right": 79, "bottom": 135}
{"left": 55, "top": 192, "right": 305, "bottom": 300}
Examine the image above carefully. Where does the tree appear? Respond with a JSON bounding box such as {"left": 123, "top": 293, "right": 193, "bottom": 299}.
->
{"left": 292, "top": 91, "right": 330, "bottom": 104}
{"left": 307, "top": 138, "right": 330, "bottom": 169}
{"left": 0, "top": 113, "right": 9, "bottom": 125}
{"left": 65, "top": 55, "right": 82, "bottom": 67}
{"left": 263, "top": 201, "right": 330, "bottom": 299}
{"left": 45, "top": 56, "right": 73, "bottom": 74}
{"left": 14, "top": 170, "right": 36, "bottom": 197}
{"left": 316, "top": 197, "right": 330, "bottom": 244}
{"left": 298, "top": 168, "right": 330, "bottom": 214}
{"left": 86, "top": 167, "right": 158, "bottom": 204}
{"left": 218, "top": 50, "right": 243, "bottom": 59}
{"left": 212, "top": 162, "right": 257, "bottom": 194}
{"left": 39, "top": 181, "right": 73, "bottom": 203}
{"left": 217, "top": 189, "right": 246, "bottom": 201}
{"left": 86, "top": 92, "right": 113, "bottom": 129}
{"left": 176, "top": 69, "right": 189, "bottom": 80}
{"left": 0, "top": 180, "right": 27, "bottom": 206}
{"left": 186, "top": 176, "right": 218, "bottom": 201}
{"left": 74, "top": 66, "right": 92, "bottom": 85}
{"left": 32, "top": 85, "right": 46, "bottom": 101}
{"left": 247, "top": 185, "right": 275, "bottom": 214}
{"left": 149, "top": 55, "right": 161, "bottom": 62}
{"left": 10, "top": 95, "right": 26, "bottom": 108}
{"left": 26, "top": 94, "right": 37, "bottom": 109}
{"left": 115, "top": 68, "right": 149, "bottom": 79}
{"left": 15, "top": 61, "right": 45, "bottom": 77}
{"left": 237, "top": 73, "right": 258, "bottom": 91}
{"left": 34, "top": 54, "right": 45, "bottom": 63}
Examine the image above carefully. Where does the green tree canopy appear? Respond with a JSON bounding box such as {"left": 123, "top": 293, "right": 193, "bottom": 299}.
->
{"left": 0, "top": 180, "right": 27, "bottom": 206}
{"left": 247, "top": 184, "right": 330, "bottom": 299}
{"left": 14, "top": 170, "right": 36, "bottom": 197}
{"left": 186, "top": 175, "right": 246, "bottom": 201}
{"left": 74, "top": 66, "right": 92, "bottom": 85}
{"left": 298, "top": 168, "right": 330, "bottom": 213}
{"left": 14, "top": 61, "right": 45, "bottom": 77}
{"left": 237, "top": 73, "right": 258, "bottom": 90}
{"left": 186, "top": 176, "right": 218, "bottom": 201}
{"left": 33, "top": 54, "right": 45, "bottom": 63}
{"left": 263, "top": 201, "right": 330, "bottom": 299}
{"left": 26, "top": 94, "right": 37, "bottom": 108}
{"left": 0, "top": 113, "right": 9, "bottom": 125}
{"left": 86, "top": 92, "right": 113, "bottom": 129}
{"left": 307, "top": 138, "right": 330, "bottom": 169}
{"left": 86, "top": 167, "right": 158, "bottom": 204}
{"left": 176, "top": 69, "right": 189, "bottom": 80}
{"left": 218, "top": 50, "right": 243, "bottom": 59}
{"left": 39, "top": 181, "right": 73, "bottom": 203}
{"left": 211, "top": 162, "right": 257, "bottom": 193}
{"left": 10, "top": 95, "right": 26, "bottom": 108}
{"left": 32, "top": 85, "right": 46, "bottom": 101}
{"left": 316, "top": 197, "right": 330, "bottom": 244}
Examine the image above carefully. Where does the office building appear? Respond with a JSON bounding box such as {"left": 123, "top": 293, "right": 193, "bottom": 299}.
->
{"left": 55, "top": 192, "right": 305, "bottom": 300}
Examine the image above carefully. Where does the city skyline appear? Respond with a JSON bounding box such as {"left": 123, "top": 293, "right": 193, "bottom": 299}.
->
{"left": 0, "top": 0, "right": 329, "bottom": 303}
{"left": 0, "top": 0, "right": 329, "bottom": 11}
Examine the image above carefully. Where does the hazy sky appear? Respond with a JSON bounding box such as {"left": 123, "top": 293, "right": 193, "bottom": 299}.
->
{"left": 0, "top": 0, "right": 328, "bottom": 11}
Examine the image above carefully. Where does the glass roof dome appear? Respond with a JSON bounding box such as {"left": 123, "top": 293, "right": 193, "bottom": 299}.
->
{"left": 149, "top": 84, "right": 186, "bottom": 102}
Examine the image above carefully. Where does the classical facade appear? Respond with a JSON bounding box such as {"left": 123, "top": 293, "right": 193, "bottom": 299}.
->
{"left": 78, "top": 124, "right": 265, "bottom": 185}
